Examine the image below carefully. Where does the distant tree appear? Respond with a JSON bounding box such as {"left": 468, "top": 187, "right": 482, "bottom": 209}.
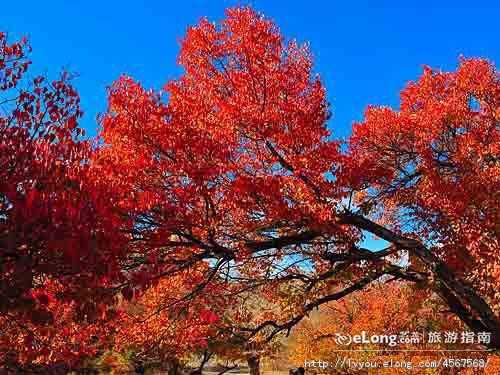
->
{"left": 288, "top": 283, "right": 466, "bottom": 374}
{"left": 112, "top": 268, "right": 225, "bottom": 370}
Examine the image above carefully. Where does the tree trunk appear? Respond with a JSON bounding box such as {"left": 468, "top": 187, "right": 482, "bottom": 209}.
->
{"left": 196, "top": 349, "right": 212, "bottom": 375}
{"left": 247, "top": 354, "right": 260, "bottom": 375}
{"left": 415, "top": 245, "right": 500, "bottom": 348}
{"left": 167, "top": 358, "right": 180, "bottom": 375}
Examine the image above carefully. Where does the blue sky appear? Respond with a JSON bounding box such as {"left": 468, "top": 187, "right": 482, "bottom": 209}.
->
{"left": 2, "top": 0, "right": 498, "bottom": 140}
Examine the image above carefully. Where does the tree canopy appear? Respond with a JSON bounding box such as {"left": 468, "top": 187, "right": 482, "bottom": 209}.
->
{"left": 0, "top": 6, "right": 499, "bottom": 372}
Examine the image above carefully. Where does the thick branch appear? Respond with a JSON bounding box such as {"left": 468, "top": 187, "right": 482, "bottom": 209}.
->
{"left": 340, "top": 211, "right": 500, "bottom": 348}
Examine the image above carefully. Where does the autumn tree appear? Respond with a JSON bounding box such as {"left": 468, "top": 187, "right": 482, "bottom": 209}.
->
{"left": 112, "top": 266, "right": 226, "bottom": 372}
{"left": 95, "top": 6, "right": 500, "bottom": 358}
{"left": 287, "top": 283, "right": 469, "bottom": 374}
{"left": 112, "top": 264, "right": 284, "bottom": 374}
{"left": 345, "top": 57, "right": 500, "bottom": 314}
{"left": 0, "top": 32, "right": 127, "bottom": 369}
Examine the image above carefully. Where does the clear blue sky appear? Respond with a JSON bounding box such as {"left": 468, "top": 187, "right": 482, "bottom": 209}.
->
{"left": 2, "top": 0, "right": 498, "bottom": 139}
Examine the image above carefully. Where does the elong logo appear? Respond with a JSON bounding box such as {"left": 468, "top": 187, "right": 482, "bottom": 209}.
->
{"left": 335, "top": 331, "right": 400, "bottom": 347}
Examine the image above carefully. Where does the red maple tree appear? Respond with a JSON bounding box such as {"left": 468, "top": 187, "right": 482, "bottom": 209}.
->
{"left": 97, "top": 7, "right": 499, "bottom": 351}
{"left": 0, "top": 33, "right": 127, "bottom": 370}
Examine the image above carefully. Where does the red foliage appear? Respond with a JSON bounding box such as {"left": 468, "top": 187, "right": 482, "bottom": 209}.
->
{"left": 345, "top": 58, "right": 500, "bottom": 308}
{"left": 96, "top": 7, "right": 341, "bottom": 245}
{"left": 0, "top": 33, "right": 127, "bottom": 368}
{"left": 113, "top": 268, "right": 228, "bottom": 362}
{"left": 1, "top": 5, "right": 499, "bottom": 368}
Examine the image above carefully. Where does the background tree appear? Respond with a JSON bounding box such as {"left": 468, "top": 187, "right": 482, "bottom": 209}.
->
{"left": 287, "top": 283, "right": 461, "bottom": 374}
{"left": 112, "top": 267, "right": 225, "bottom": 373}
